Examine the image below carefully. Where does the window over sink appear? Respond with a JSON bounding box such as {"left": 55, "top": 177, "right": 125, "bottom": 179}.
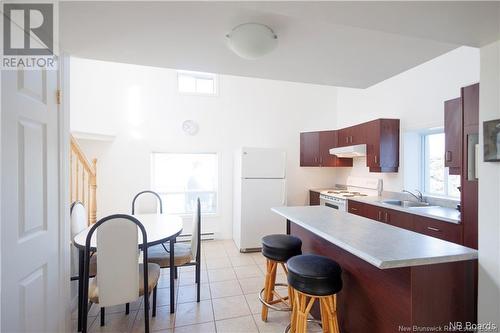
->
{"left": 422, "top": 131, "right": 461, "bottom": 198}
{"left": 151, "top": 152, "right": 218, "bottom": 215}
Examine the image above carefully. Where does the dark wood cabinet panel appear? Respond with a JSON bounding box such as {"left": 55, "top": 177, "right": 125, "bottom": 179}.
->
{"left": 301, "top": 118, "right": 399, "bottom": 172}
{"left": 300, "top": 132, "right": 320, "bottom": 166}
{"left": 444, "top": 98, "right": 463, "bottom": 174}
{"left": 461, "top": 83, "right": 479, "bottom": 250}
{"left": 347, "top": 200, "right": 365, "bottom": 216}
{"left": 300, "top": 131, "right": 353, "bottom": 167}
{"left": 309, "top": 190, "right": 320, "bottom": 206}
{"left": 413, "top": 216, "right": 463, "bottom": 244}
{"left": 384, "top": 208, "right": 414, "bottom": 230}
{"left": 319, "top": 131, "right": 353, "bottom": 167}
{"left": 347, "top": 200, "right": 463, "bottom": 244}
{"left": 462, "top": 83, "right": 479, "bottom": 128}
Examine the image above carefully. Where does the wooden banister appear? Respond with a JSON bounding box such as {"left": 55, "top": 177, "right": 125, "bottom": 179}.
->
{"left": 70, "top": 135, "right": 97, "bottom": 225}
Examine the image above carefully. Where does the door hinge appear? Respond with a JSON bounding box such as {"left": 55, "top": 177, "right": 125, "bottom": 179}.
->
{"left": 56, "top": 90, "right": 62, "bottom": 105}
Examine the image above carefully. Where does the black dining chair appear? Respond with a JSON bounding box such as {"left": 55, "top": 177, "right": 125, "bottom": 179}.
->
{"left": 132, "top": 190, "right": 163, "bottom": 214}
{"left": 148, "top": 198, "right": 203, "bottom": 302}
{"left": 81, "top": 214, "right": 160, "bottom": 333}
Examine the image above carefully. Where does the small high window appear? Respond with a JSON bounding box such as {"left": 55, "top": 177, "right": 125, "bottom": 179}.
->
{"left": 177, "top": 70, "right": 218, "bottom": 95}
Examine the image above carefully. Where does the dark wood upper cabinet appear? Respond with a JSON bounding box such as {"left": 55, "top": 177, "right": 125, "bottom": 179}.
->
{"left": 300, "top": 132, "right": 320, "bottom": 166}
{"left": 365, "top": 119, "right": 400, "bottom": 173}
{"left": 444, "top": 98, "right": 463, "bottom": 175}
{"left": 337, "top": 125, "right": 366, "bottom": 147}
{"left": 300, "top": 131, "right": 353, "bottom": 167}
{"left": 462, "top": 83, "right": 479, "bottom": 128}
{"left": 301, "top": 119, "right": 399, "bottom": 172}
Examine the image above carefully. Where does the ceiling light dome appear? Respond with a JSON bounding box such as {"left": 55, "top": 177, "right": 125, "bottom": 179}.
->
{"left": 226, "top": 23, "right": 278, "bottom": 60}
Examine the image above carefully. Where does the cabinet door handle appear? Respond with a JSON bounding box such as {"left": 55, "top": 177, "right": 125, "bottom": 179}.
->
{"left": 384, "top": 212, "right": 389, "bottom": 222}
{"left": 445, "top": 151, "right": 452, "bottom": 162}
{"left": 427, "top": 226, "right": 441, "bottom": 232}
{"left": 377, "top": 211, "right": 382, "bottom": 221}
{"left": 319, "top": 156, "right": 323, "bottom": 165}
{"left": 345, "top": 137, "right": 349, "bottom": 144}
{"left": 374, "top": 155, "right": 378, "bottom": 164}
{"left": 351, "top": 136, "right": 353, "bottom": 143}
{"left": 350, "top": 208, "right": 358, "bottom": 211}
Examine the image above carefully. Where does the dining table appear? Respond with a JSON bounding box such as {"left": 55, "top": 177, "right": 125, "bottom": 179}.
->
{"left": 73, "top": 213, "right": 183, "bottom": 331}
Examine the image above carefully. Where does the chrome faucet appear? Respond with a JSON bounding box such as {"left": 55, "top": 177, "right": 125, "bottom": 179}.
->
{"left": 402, "top": 189, "right": 425, "bottom": 202}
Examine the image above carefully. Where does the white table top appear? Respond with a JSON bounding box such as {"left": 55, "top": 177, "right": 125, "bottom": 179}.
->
{"left": 272, "top": 206, "right": 478, "bottom": 269}
{"left": 73, "top": 214, "right": 183, "bottom": 250}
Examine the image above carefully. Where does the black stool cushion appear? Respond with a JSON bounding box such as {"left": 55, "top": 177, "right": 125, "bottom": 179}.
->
{"left": 287, "top": 254, "right": 342, "bottom": 296}
{"left": 261, "top": 234, "right": 302, "bottom": 262}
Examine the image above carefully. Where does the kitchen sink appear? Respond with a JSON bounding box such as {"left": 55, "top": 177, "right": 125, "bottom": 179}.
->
{"left": 379, "top": 199, "right": 434, "bottom": 208}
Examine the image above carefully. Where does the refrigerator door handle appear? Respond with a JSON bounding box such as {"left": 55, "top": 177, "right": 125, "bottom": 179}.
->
{"left": 282, "top": 181, "right": 287, "bottom": 205}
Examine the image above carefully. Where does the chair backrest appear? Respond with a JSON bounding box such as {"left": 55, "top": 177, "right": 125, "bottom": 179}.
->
{"left": 83, "top": 214, "right": 150, "bottom": 308}
{"left": 132, "top": 190, "right": 163, "bottom": 214}
{"left": 190, "top": 198, "right": 201, "bottom": 261}
{"left": 70, "top": 202, "right": 87, "bottom": 274}
{"left": 70, "top": 201, "right": 87, "bottom": 239}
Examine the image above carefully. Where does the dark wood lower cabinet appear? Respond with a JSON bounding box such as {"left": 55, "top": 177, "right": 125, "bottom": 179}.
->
{"left": 347, "top": 200, "right": 462, "bottom": 244}
{"left": 309, "top": 190, "right": 320, "bottom": 206}
{"left": 413, "top": 216, "right": 462, "bottom": 244}
{"left": 289, "top": 222, "right": 476, "bottom": 333}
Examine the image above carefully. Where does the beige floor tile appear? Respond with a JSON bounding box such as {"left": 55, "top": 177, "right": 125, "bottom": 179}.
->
{"left": 174, "top": 300, "right": 214, "bottom": 327}
{"left": 207, "top": 267, "right": 236, "bottom": 282}
{"left": 244, "top": 293, "right": 262, "bottom": 315}
{"left": 173, "top": 321, "right": 216, "bottom": 333}
{"left": 132, "top": 306, "right": 175, "bottom": 332}
{"left": 88, "top": 298, "right": 142, "bottom": 317}
{"left": 88, "top": 310, "right": 137, "bottom": 333}
{"left": 253, "top": 312, "right": 291, "bottom": 333}
{"left": 238, "top": 276, "right": 265, "bottom": 295}
{"left": 203, "top": 249, "right": 229, "bottom": 259}
{"left": 229, "top": 255, "right": 256, "bottom": 267}
{"left": 215, "top": 315, "right": 259, "bottom": 333}
{"left": 234, "top": 265, "right": 263, "bottom": 280}
{"left": 209, "top": 280, "right": 243, "bottom": 299}
{"left": 205, "top": 257, "right": 232, "bottom": 269}
{"left": 250, "top": 253, "right": 267, "bottom": 265}
{"left": 155, "top": 288, "right": 176, "bottom": 307}
{"left": 212, "top": 295, "right": 251, "bottom": 321}
{"left": 177, "top": 284, "right": 211, "bottom": 304}
{"left": 157, "top": 273, "right": 180, "bottom": 289}
{"left": 178, "top": 270, "right": 208, "bottom": 286}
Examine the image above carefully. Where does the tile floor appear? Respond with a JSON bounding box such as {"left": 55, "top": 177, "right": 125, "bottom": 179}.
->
{"left": 72, "top": 240, "right": 320, "bottom": 333}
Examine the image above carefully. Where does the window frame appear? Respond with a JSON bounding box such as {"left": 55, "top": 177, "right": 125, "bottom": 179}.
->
{"left": 420, "top": 129, "right": 460, "bottom": 199}
{"left": 176, "top": 70, "right": 219, "bottom": 96}
{"left": 150, "top": 152, "right": 220, "bottom": 217}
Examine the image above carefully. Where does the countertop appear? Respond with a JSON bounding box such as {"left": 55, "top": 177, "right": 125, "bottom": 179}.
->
{"left": 348, "top": 196, "right": 461, "bottom": 224}
{"left": 272, "top": 206, "right": 477, "bottom": 269}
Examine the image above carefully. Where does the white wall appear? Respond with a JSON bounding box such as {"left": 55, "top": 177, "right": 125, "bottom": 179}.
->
{"left": 478, "top": 41, "right": 500, "bottom": 323}
{"left": 70, "top": 57, "right": 340, "bottom": 239}
{"left": 334, "top": 47, "right": 480, "bottom": 191}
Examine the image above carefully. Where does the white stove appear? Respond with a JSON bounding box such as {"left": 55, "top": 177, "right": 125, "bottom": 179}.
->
{"left": 319, "top": 177, "right": 382, "bottom": 211}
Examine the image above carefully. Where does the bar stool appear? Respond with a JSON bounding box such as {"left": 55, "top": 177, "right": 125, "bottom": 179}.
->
{"left": 285, "top": 254, "right": 342, "bottom": 333}
{"left": 259, "top": 234, "right": 302, "bottom": 322}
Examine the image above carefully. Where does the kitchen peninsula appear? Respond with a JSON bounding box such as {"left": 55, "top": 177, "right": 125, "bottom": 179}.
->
{"left": 272, "top": 206, "right": 478, "bottom": 333}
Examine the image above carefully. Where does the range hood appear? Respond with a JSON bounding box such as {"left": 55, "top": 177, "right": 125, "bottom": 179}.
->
{"left": 329, "top": 144, "right": 366, "bottom": 158}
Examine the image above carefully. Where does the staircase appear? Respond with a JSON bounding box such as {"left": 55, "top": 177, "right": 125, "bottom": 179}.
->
{"left": 70, "top": 135, "right": 97, "bottom": 225}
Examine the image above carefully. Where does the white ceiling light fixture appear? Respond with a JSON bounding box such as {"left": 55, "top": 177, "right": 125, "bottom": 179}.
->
{"left": 226, "top": 23, "right": 278, "bottom": 60}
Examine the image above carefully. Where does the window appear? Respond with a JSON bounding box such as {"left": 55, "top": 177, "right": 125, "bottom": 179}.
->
{"left": 151, "top": 153, "right": 218, "bottom": 214}
{"left": 177, "top": 70, "right": 218, "bottom": 95}
{"left": 422, "top": 131, "right": 460, "bottom": 198}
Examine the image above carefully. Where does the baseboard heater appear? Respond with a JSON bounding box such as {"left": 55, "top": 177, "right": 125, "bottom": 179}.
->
{"left": 176, "top": 232, "right": 215, "bottom": 242}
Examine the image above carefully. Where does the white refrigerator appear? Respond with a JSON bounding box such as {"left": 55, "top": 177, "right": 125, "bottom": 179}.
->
{"left": 233, "top": 147, "right": 287, "bottom": 252}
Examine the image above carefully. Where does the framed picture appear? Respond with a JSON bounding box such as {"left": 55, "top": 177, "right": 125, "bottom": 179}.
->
{"left": 483, "top": 119, "right": 500, "bottom": 162}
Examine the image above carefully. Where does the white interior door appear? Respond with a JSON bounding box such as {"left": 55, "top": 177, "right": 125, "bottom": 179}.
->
{"left": 1, "top": 66, "right": 63, "bottom": 332}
